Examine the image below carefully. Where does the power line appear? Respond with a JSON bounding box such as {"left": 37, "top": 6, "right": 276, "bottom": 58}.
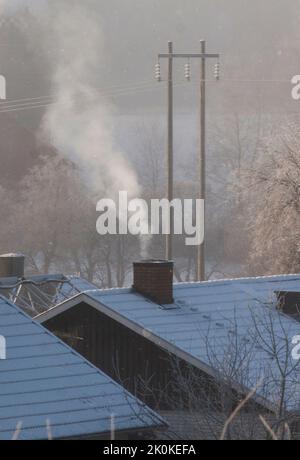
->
{"left": 0, "top": 95, "right": 53, "bottom": 106}
{"left": 0, "top": 81, "right": 193, "bottom": 114}
{"left": 0, "top": 76, "right": 294, "bottom": 109}
{"left": 0, "top": 79, "right": 158, "bottom": 107}
{"left": 0, "top": 81, "right": 164, "bottom": 113}
{"left": 0, "top": 99, "right": 54, "bottom": 110}
{"left": 0, "top": 102, "right": 54, "bottom": 114}
{"left": 0, "top": 75, "right": 294, "bottom": 115}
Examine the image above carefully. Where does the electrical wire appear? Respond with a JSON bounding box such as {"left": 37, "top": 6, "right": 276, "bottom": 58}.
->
{"left": 0, "top": 79, "right": 158, "bottom": 107}
{"left": 0, "top": 99, "right": 54, "bottom": 110}
{"left": 0, "top": 76, "right": 295, "bottom": 114}
{"left": 0, "top": 102, "right": 55, "bottom": 114}
{"left": 0, "top": 80, "right": 175, "bottom": 114}
{"left": 0, "top": 95, "right": 53, "bottom": 106}
{"left": 0, "top": 80, "right": 164, "bottom": 113}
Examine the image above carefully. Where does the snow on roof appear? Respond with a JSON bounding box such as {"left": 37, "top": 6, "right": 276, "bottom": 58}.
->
{"left": 37, "top": 274, "right": 300, "bottom": 413}
{"left": 0, "top": 295, "right": 165, "bottom": 440}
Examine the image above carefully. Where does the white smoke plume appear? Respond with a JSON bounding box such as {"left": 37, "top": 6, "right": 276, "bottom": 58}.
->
{"left": 1, "top": 0, "right": 150, "bottom": 257}
{"left": 41, "top": 2, "right": 141, "bottom": 201}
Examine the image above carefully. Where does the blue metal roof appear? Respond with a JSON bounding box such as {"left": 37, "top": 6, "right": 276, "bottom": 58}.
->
{"left": 0, "top": 296, "right": 165, "bottom": 440}
{"left": 38, "top": 274, "right": 300, "bottom": 413}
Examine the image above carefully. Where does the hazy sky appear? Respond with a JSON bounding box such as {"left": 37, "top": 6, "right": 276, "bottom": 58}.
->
{"left": 0, "top": 0, "right": 45, "bottom": 12}
{"left": 1, "top": 0, "right": 300, "bottom": 118}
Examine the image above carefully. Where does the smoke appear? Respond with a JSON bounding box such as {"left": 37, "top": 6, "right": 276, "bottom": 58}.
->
{"left": 39, "top": 2, "right": 150, "bottom": 257}
{"left": 40, "top": 2, "right": 141, "bottom": 201}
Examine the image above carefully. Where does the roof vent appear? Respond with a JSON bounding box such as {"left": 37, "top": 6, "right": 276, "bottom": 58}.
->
{"left": 276, "top": 291, "right": 300, "bottom": 317}
{"left": 133, "top": 260, "right": 174, "bottom": 305}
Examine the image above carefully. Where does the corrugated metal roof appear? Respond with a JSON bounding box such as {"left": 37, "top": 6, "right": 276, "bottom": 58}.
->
{"left": 37, "top": 274, "right": 300, "bottom": 413}
{"left": 0, "top": 296, "right": 165, "bottom": 440}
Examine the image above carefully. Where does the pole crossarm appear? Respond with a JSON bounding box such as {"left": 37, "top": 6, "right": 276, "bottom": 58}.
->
{"left": 158, "top": 53, "right": 219, "bottom": 59}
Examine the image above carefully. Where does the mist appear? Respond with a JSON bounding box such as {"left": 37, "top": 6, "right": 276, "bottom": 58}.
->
{"left": 0, "top": 0, "right": 299, "bottom": 444}
{"left": 38, "top": 2, "right": 140, "bottom": 200}
{"left": 0, "top": 0, "right": 299, "bottom": 280}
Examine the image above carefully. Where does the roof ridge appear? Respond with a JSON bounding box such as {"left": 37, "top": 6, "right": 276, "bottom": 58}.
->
{"left": 173, "top": 274, "right": 300, "bottom": 288}
{"left": 70, "top": 274, "right": 300, "bottom": 296}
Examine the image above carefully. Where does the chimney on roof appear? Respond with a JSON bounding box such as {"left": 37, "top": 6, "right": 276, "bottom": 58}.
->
{"left": 133, "top": 260, "right": 174, "bottom": 305}
{"left": 276, "top": 291, "right": 300, "bottom": 317}
{"left": 0, "top": 254, "right": 25, "bottom": 278}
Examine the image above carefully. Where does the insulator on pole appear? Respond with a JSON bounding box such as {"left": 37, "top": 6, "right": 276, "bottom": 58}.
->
{"left": 155, "top": 62, "right": 161, "bottom": 82}
{"left": 214, "top": 62, "right": 220, "bottom": 81}
{"left": 184, "top": 62, "right": 191, "bottom": 81}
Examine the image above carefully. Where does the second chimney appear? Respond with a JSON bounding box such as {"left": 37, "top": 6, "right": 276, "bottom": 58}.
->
{"left": 133, "top": 260, "right": 174, "bottom": 305}
{"left": 0, "top": 254, "right": 25, "bottom": 278}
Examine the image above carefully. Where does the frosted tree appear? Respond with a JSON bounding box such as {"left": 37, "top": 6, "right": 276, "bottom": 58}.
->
{"left": 242, "top": 122, "right": 300, "bottom": 275}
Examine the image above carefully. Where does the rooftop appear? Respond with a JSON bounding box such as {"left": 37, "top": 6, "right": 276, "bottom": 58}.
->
{"left": 37, "top": 274, "right": 300, "bottom": 413}
{"left": 0, "top": 295, "right": 165, "bottom": 440}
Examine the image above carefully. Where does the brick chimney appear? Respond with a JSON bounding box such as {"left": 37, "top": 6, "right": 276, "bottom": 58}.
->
{"left": 0, "top": 254, "right": 25, "bottom": 278}
{"left": 133, "top": 260, "right": 174, "bottom": 305}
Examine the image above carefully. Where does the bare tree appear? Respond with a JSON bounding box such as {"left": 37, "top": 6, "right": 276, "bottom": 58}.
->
{"left": 9, "top": 155, "right": 89, "bottom": 274}
{"left": 130, "top": 306, "right": 300, "bottom": 440}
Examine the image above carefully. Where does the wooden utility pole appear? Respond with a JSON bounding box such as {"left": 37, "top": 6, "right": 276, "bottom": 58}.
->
{"left": 157, "top": 42, "right": 220, "bottom": 275}
{"left": 167, "top": 41, "right": 174, "bottom": 261}
{"left": 197, "top": 40, "right": 206, "bottom": 282}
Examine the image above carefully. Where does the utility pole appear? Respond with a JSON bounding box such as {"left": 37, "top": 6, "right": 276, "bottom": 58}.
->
{"left": 167, "top": 41, "right": 174, "bottom": 261}
{"left": 197, "top": 40, "right": 206, "bottom": 282}
{"left": 156, "top": 42, "right": 220, "bottom": 278}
